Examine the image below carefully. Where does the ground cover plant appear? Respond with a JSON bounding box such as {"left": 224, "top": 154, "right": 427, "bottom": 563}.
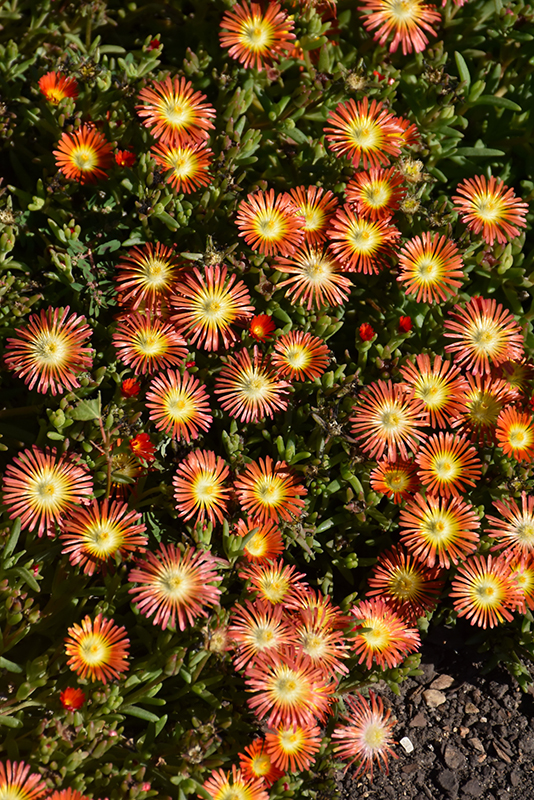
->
{"left": 1, "top": 0, "right": 534, "bottom": 797}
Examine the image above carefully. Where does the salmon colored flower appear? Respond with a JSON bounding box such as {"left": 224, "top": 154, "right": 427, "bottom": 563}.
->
{"left": 129, "top": 432, "right": 156, "bottom": 462}
{"left": 359, "top": 322, "right": 375, "bottom": 341}
{"left": 249, "top": 314, "right": 276, "bottom": 341}
{"left": 415, "top": 432, "right": 482, "bottom": 498}
{"left": 120, "top": 378, "right": 141, "bottom": 398}
{"left": 115, "top": 242, "right": 182, "bottom": 311}
{"left": 358, "top": 0, "right": 441, "bottom": 55}
{"left": 265, "top": 723, "right": 322, "bottom": 773}
{"left": 39, "top": 71, "right": 78, "bottom": 104}
{"left": 495, "top": 407, "right": 534, "bottom": 461}
{"left": 151, "top": 140, "right": 212, "bottom": 193}
{"left": 450, "top": 554, "right": 521, "bottom": 629}
{"left": 332, "top": 692, "right": 398, "bottom": 778}
{"left": 234, "top": 457, "right": 307, "bottom": 524}
{"left": 54, "top": 125, "right": 113, "bottom": 184}
{"left": 0, "top": 761, "right": 47, "bottom": 800}
{"left": 397, "top": 233, "right": 464, "bottom": 304}
{"left": 452, "top": 175, "right": 528, "bottom": 246}
{"left": 235, "top": 518, "right": 285, "bottom": 563}
{"left": 146, "top": 370, "right": 212, "bottom": 442}
{"left": 64, "top": 613, "right": 130, "bottom": 683}
{"left": 215, "top": 347, "right": 291, "bottom": 423}
{"left": 4, "top": 306, "right": 93, "bottom": 396}
{"left": 285, "top": 185, "right": 339, "bottom": 244}
{"left": 136, "top": 75, "right": 215, "bottom": 145}
{"left": 2, "top": 446, "right": 93, "bottom": 538}
{"left": 486, "top": 493, "right": 534, "bottom": 560}
{"left": 451, "top": 373, "right": 511, "bottom": 445}
{"left": 327, "top": 205, "right": 400, "bottom": 274}
{"left": 112, "top": 311, "right": 188, "bottom": 374}
{"left": 59, "top": 687, "right": 86, "bottom": 711}
{"left": 239, "top": 739, "right": 284, "bottom": 787}
{"left": 229, "top": 599, "right": 294, "bottom": 670}
{"left": 324, "top": 97, "right": 403, "bottom": 168}
{"left": 115, "top": 149, "right": 136, "bottom": 167}
{"left": 399, "top": 354, "right": 468, "bottom": 430}
{"left": 129, "top": 544, "right": 222, "bottom": 630}
{"left": 350, "top": 598, "right": 420, "bottom": 670}
{"left": 239, "top": 559, "right": 307, "bottom": 606}
{"left": 220, "top": 1, "right": 296, "bottom": 71}
{"left": 271, "top": 331, "right": 330, "bottom": 381}
{"left": 510, "top": 555, "right": 534, "bottom": 613}
{"left": 173, "top": 449, "right": 230, "bottom": 525}
{"left": 202, "top": 766, "right": 269, "bottom": 800}
{"left": 345, "top": 167, "right": 405, "bottom": 220}
{"left": 236, "top": 189, "right": 304, "bottom": 256}
{"left": 294, "top": 607, "right": 350, "bottom": 677}
{"left": 275, "top": 245, "right": 353, "bottom": 310}
{"left": 369, "top": 459, "right": 419, "bottom": 503}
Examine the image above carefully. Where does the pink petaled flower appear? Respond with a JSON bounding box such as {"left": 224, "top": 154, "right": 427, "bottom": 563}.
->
{"left": 450, "top": 554, "right": 521, "bottom": 629}
{"left": 214, "top": 347, "right": 291, "bottom": 423}
{"left": 145, "top": 369, "right": 212, "bottom": 442}
{"left": 202, "top": 766, "right": 269, "bottom": 800}
{"left": 0, "top": 761, "right": 47, "bottom": 800}
{"left": 350, "top": 598, "right": 421, "bottom": 670}
{"left": 486, "top": 493, "right": 534, "bottom": 560}
{"left": 327, "top": 205, "right": 400, "bottom": 274}
{"left": 358, "top": 0, "right": 441, "bottom": 55}
{"left": 236, "top": 189, "right": 304, "bottom": 256}
{"left": 219, "top": 1, "right": 296, "bottom": 71}
{"left": 234, "top": 457, "right": 307, "bottom": 524}
{"left": 332, "top": 692, "right": 398, "bottom": 778}
{"left": 173, "top": 449, "right": 230, "bottom": 525}
{"left": 136, "top": 75, "right": 215, "bottom": 146}
{"left": 324, "top": 97, "right": 404, "bottom": 168}
{"left": 64, "top": 613, "right": 130, "bottom": 683}
{"left": 452, "top": 175, "right": 528, "bottom": 246}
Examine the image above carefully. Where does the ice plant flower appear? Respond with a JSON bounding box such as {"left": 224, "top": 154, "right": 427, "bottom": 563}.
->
{"left": 249, "top": 314, "right": 276, "bottom": 341}
{"left": 452, "top": 175, "right": 528, "bottom": 246}
{"left": 202, "top": 766, "right": 269, "bottom": 800}
{"left": 115, "top": 149, "right": 136, "bottom": 167}
{"left": 219, "top": 1, "right": 296, "bottom": 71}
{"left": 54, "top": 125, "right": 113, "bottom": 184}
{"left": 114, "top": 242, "right": 182, "bottom": 310}
{"left": 0, "top": 761, "right": 47, "bottom": 800}
{"left": 236, "top": 189, "right": 304, "bottom": 256}
{"left": 327, "top": 205, "right": 400, "bottom": 274}
{"left": 399, "top": 354, "right": 467, "bottom": 429}
{"left": 151, "top": 140, "right": 212, "bottom": 193}
{"left": 332, "top": 692, "right": 397, "bottom": 778}
{"left": 129, "top": 432, "right": 156, "bottom": 462}
{"left": 59, "top": 687, "right": 86, "bottom": 711}
{"left": 449, "top": 554, "right": 521, "bottom": 629}
{"left": 495, "top": 407, "right": 534, "bottom": 461}
{"left": 294, "top": 608, "right": 350, "bottom": 677}
{"left": 245, "top": 646, "right": 336, "bottom": 727}
{"left": 214, "top": 347, "right": 291, "bottom": 423}
{"left": 396, "top": 233, "right": 464, "bottom": 304}
{"left": 399, "top": 493, "right": 480, "bottom": 568}
{"left": 510, "top": 555, "right": 534, "bottom": 613}
{"left": 415, "top": 432, "right": 482, "bottom": 498}
{"left": 112, "top": 311, "right": 189, "bottom": 374}
{"left": 239, "top": 559, "right": 307, "bottom": 606}
{"left": 265, "top": 723, "right": 322, "bottom": 773}
{"left": 120, "top": 378, "right": 141, "bottom": 398}
{"left": 350, "top": 380, "right": 428, "bottom": 461}
{"left": 271, "top": 331, "right": 330, "bottom": 381}
{"left": 486, "top": 493, "right": 534, "bottom": 560}
{"left": 48, "top": 791, "right": 92, "bottom": 800}
{"left": 398, "top": 315, "right": 412, "bottom": 333}
{"left": 173, "top": 449, "right": 230, "bottom": 525}
{"left": 146, "top": 369, "right": 212, "bottom": 441}
{"left": 366, "top": 546, "right": 444, "bottom": 623}
{"left": 2, "top": 446, "right": 93, "bottom": 538}
{"left": 324, "top": 97, "right": 403, "bottom": 167}
{"left": 229, "top": 599, "right": 294, "bottom": 669}
{"left": 235, "top": 518, "right": 285, "bottom": 563}
{"left": 275, "top": 245, "right": 353, "bottom": 310}
{"left": 369, "top": 459, "right": 419, "bottom": 503}
{"left": 39, "top": 71, "right": 78, "bottom": 104}
{"left": 350, "top": 598, "right": 420, "bottom": 669}
{"left": 59, "top": 499, "right": 148, "bottom": 575}
{"left": 285, "top": 185, "right": 339, "bottom": 244}
{"left": 170, "top": 265, "right": 254, "bottom": 351}
{"left": 234, "top": 457, "right": 307, "bottom": 523}
{"left": 128, "top": 544, "right": 222, "bottom": 630}
{"left": 345, "top": 167, "right": 405, "bottom": 220}
{"left": 4, "top": 305, "right": 93, "bottom": 395}
{"left": 444, "top": 297, "right": 524, "bottom": 375}
{"left": 239, "top": 739, "right": 284, "bottom": 787}
{"left": 451, "top": 373, "right": 511, "bottom": 445}
{"left": 64, "top": 613, "right": 130, "bottom": 683}
{"left": 358, "top": 0, "right": 441, "bottom": 55}
{"left": 136, "top": 75, "right": 216, "bottom": 145}
{"left": 359, "top": 322, "right": 375, "bottom": 341}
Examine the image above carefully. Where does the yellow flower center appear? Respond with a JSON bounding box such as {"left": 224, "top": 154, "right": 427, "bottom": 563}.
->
{"left": 33, "top": 332, "right": 69, "bottom": 367}
{"left": 159, "top": 565, "right": 193, "bottom": 600}
{"left": 279, "top": 727, "right": 305, "bottom": 753}
{"left": 79, "top": 633, "right": 109, "bottom": 665}
{"left": 258, "top": 575, "right": 289, "bottom": 603}
{"left": 168, "top": 148, "right": 195, "bottom": 177}
{"left": 141, "top": 258, "right": 173, "bottom": 289}
{"left": 390, "top": 569, "right": 422, "bottom": 600}
{"left": 514, "top": 517, "right": 534, "bottom": 544}
{"left": 363, "top": 182, "right": 391, "bottom": 209}
{"left": 415, "top": 375, "right": 448, "bottom": 409}
{"left": 472, "top": 577, "right": 503, "bottom": 606}
{"left": 165, "top": 389, "right": 195, "bottom": 422}
{"left": 284, "top": 345, "right": 310, "bottom": 370}
{"left": 135, "top": 330, "right": 166, "bottom": 356}
{"left": 254, "top": 210, "right": 285, "bottom": 241}
{"left": 468, "top": 318, "right": 505, "bottom": 358}
{"left": 466, "top": 390, "right": 501, "bottom": 427}
{"left": 431, "top": 454, "right": 461, "bottom": 482}
{"left": 250, "top": 752, "right": 272, "bottom": 777}
{"left": 241, "top": 19, "right": 273, "bottom": 50}
{"left": 363, "top": 721, "right": 388, "bottom": 749}
{"left": 385, "top": 470, "right": 410, "bottom": 492}
{"left": 84, "top": 520, "right": 123, "bottom": 557}
{"left": 348, "top": 118, "right": 381, "bottom": 150}
{"left": 421, "top": 510, "right": 455, "bottom": 544}
{"left": 162, "top": 99, "right": 192, "bottom": 128}
{"left": 508, "top": 424, "right": 532, "bottom": 449}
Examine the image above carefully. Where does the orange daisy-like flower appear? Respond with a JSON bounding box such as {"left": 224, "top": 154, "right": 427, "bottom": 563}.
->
{"left": 136, "top": 75, "right": 215, "bottom": 146}
{"left": 245, "top": 646, "right": 336, "bottom": 728}
{"left": 358, "top": 0, "right": 441, "bottom": 55}
{"left": 495, "top": 407, "right": 534, "bottom": 461}
{"left": 129, "top": 544, "right": 222, "bottom": 631}
{"left": 265, "top": 723, "right": 322, "bottom": 773}
{"left": 173, "top": 449, "right": 230, "bottom": 525}
{"left": 170, "top": 264, "right": 254, "bottom": 351}
{"left": 452, "top": 175, "right": 528, "bottom": 246}
{"left": 494, "top": 358, "right": 534, "bottom": 399}
{"left": 366, "top": 546, "right": 444, "bottom": 623}
{"left": 327, "top": 205, "right": 400, "bottom": 274}
{"left": 129, "top": 432, "right": 156, "bottom": 463}
{"left": 350, "top": 598, "right": 420, "bottom": 670}
{"left": 214, "top": 347, "right": 291, "bottom": 423}
{"left": 369, "top": 459, "right": 419, "bottom": 504}
{"left": 292, "top": 587, "right": 349, "bottom": 630}
{"left": 240, "top": 559, "right": 307, "bottom": 606}
{"left": 486, "top": 493, "right": 534, "bottom": 560}
{"left": 235, "top": 518, "right": 285, "bottom": 563}
{"left": 39, "top": 71, "right": 78, "bottom": 104}
{"left": 397, "top": 233, "right": 464, "bottom": 304}
{"left": 398, "top": 493, "right": 480, "bottom": 568}
{"left": 271, "top": 331, "right": 329, "bottom": 382}
{"left": 202, "top": 766, "right": 269, "bottom": 800}
{"left": 450, "top": 373, "right": 511, "bottom": 445}
{"left": 249, "top": 314, "right": 276, "bottom": 341}
{"left": 449, "top": 554, "right": 521, "bottom": 629}
{"left": 112, "top": 311, "right": 188, "bottom": 375}
{"left": 345, "top": 167, "right": 405, "bottom": 220}
{"left": 332, "top": 692, "right": 398, "bottom": 778}
{"left": 0, "top": 761, "right": 47, "bottom": 800}
{"left": 219, "top": 1, "right": 296, "bottom": 71}
{"left": 324, "top": 97, "right": 403, "bottom": 168}
{"left": 48, "top": 791, "right": 92, "bottom": 800}
{"left": 114, "top": 242, "right": 182, "bottom": 311}
{"left": 415, "top": 432, "right": 482, "bottom": 498}
{"left": 59, "top": 500, "right": 147, "bottom": 576}
{"left": 151, "top": 140, "right": 212, "bottom": 193}
{"left": 2, "top": 446, "right": 93, "bottom": 538}
{"left": 146, "top": 369, "right": 212, "bottom": 442}
{"left": 234, "top": 457, "right": 307, "bottom": 524}
{"left": 294, "top": 607, "right": 350, "bottom": 677}
{"left": 350, "top": 380, "right": 428, "bottom": 462}
{"left": 239, "top": 739, "right": 284, "bottom": 787}
{"left": 4, "top": 306, "right": 93, "bottom": 396}
{"left": 285, "top": 186, "right": 339, "bottom": 245}
{"left": 229, "top": 599, "right": 294, "bottom": 670}
{"left": 236, "top": 189, "right": 304, "bottom": 256}
{"left": 64, "top": 613, "right": 130, "bottom": 683}
{"left": 54, "top": 124, "right": 113, "bottom": 184}
{"left": 115, "top": 149, "right": 136, "bottom": 168}
{"left": 59, "top": 687, "right": 86, "bottom": 711}
{"left": 399, "top": 354, "right": 467, "bottom": 430}
{"left": 275, "top": 245, "right": 353, "bottom": 310}
{"left": 444, "top": 297, "right": 524, "bottom": 376}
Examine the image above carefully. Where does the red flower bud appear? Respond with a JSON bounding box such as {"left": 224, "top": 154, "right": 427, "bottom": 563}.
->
{"left": 398, "top": 315, "right": 412, "bottom": 333}
{"left": 359, "top": 323, "right": 375, "bottom": 342}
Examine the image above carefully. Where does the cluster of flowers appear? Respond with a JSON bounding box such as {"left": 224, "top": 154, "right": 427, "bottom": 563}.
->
{"left": 0, "top": 767, "right": 116, "bottom": 800}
